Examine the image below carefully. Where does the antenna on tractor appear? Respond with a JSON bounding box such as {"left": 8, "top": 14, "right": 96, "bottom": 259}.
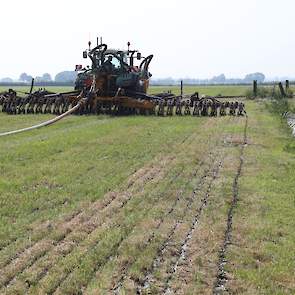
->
{"left": 127, "top": 41, "right": 130, "bottom": 55}
{"left": 88, "top": 41, "right": 91, "bottom": 50}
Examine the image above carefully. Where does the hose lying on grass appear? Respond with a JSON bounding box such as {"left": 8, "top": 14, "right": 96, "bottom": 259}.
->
{"left": 0, "top": 94, "right": 87, "bottom": 137}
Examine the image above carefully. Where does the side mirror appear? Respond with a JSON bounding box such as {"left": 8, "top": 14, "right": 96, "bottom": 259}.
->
{"left": 83, "top": 51, "right": 88, "bottom": 59}
{"left": 136, "top": 52, "right": 141, "bottom": 60}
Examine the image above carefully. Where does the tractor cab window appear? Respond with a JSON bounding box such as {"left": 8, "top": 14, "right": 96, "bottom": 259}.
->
{"left": 104, "top": 54, "right": 121, "bottom": 69}
{"left": 122, "top": 53, "right": 128, "bottom": 64}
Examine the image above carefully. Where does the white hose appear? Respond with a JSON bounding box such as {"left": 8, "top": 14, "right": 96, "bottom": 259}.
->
{"left": 0, "top": 96, "right": 87, "bottom": 137}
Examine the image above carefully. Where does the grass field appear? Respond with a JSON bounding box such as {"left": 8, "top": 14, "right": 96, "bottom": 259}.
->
{"left": 1, "top": 84, "right": 294, "bottom": 97}
{"left": 0, "top": 85, "right": 250, "bottom": 97}
{"left": 0, "top": 86, "right": 295, "bottom": 294}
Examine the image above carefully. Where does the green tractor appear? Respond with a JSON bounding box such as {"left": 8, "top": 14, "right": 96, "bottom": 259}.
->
{"left": 74, "top": 42, "right": 157, "bottom": 113}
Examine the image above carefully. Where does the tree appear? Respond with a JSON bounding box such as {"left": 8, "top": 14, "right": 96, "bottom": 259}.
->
{"left": 210, "top": 74, "right": 226, "bottom": 83}
{"left": 35, "top": 73, "right": 52, "bottom": 82}
{"left": 34, "top": 76, "right": 43, "bottom": 82}
{"left": 244, "top": 72, "right": 265, "bottom": 83}
{"left": 19, "top": 72, "right": 33, "bottom": 82}
{"left": 54, "top": 71, "right": 77, "bottom": 83}
{"left": 42, "top": 73, "right": 52, "bottom": 82}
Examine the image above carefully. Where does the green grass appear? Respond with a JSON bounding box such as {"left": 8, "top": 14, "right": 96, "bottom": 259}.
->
{"left": 0, "top": 85, "right": 250, "bottom": 97}
{"left": 0, "top": 115, "right": 202, "bottom": 247}
{"left": 0, "top": 87, "right": 295, "bottom": 293}
{"left": 226, "top": 101, "right": 295, "bottom": 294}
{"left": 0, "top": 84, "right": 294, "bottom": 97}
{"left": 149, "top": 85, "right": 251, "bottom": 96}
{"left": 0, "top": 85, "right": 73, "bottom": 94}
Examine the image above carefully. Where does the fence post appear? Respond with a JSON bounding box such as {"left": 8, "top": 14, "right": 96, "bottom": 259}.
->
{"left": 180, "top": 80, "right": 183, "bottom": 97}
{"left": 29, "top": 78, "right": 35, "bottom": 94}
{"left": 253, "top": 80, "right": 257, "bottom": 97}
{"left": 286, "top": 80, "right": 290, "bottom": 91}
{"left": 278, "top": 82, "right": 286, "bottom": 97}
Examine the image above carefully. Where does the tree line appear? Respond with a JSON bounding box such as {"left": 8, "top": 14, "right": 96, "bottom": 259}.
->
{"left": 0, "top": 71, "right": 78, "bottom": 83}
{"left": 151, "top": 73, "right": 266, "bottom": 85}
{"left": 0, "top": 71, "right": 270, "bottom": 85}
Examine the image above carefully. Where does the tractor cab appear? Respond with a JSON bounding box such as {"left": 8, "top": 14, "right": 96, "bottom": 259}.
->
{"left": 90, "top": 47, "right": 129, "bottom": 74}
{"left": 75, "top": 41, "right": 153, "bottom": 95}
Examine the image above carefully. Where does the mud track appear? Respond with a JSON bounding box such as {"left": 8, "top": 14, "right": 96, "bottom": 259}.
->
{"left": 213, "top": 116, "right": 248, "bottom": 294}
{"left": 112, "top": 153, "right": 220, "bottom": 294}
{"left": 135, "top": 158, "right": 223, "bottom": 294}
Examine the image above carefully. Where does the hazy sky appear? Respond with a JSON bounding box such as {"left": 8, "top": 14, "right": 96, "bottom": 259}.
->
{"left": 0, "top": 0, "right": 294, "bottom": 79}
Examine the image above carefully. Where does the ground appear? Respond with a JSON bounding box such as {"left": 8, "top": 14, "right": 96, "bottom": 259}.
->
{"left": 0, "top": 86, "right": 294, "bottom": 294}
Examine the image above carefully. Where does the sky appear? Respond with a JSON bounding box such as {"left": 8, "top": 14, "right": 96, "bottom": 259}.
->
{"left": 0, "top": 0, "right": 294, "bottom": 80}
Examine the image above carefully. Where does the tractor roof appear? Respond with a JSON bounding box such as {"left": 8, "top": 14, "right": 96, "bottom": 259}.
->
{"left": 105, "top": 49, "right": 127, "bottom": 55}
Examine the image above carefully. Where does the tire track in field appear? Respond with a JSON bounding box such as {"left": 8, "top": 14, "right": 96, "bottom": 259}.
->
{"left": 213, "top": 116, "right": 248, "bottom": 295}
{"left": 3, "top": 134, "right": 200, "bottom": 293}
{"left": 133, "top": 156, "right": 223, "bottom": 294}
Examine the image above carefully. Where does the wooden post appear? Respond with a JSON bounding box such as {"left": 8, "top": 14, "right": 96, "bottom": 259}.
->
{"left": 29, "top": 78, "right": 34, "bottom": 94}
{"left": 278, "top": 82, "right": 286, "bottom": 97}
{"left": 253, "top": 80, "right": 257, "bottom": 97}
{"left": 180, "top": 80, "right": 183, "bottom": 97}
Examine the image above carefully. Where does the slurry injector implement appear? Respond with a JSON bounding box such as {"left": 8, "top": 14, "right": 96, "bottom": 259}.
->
{"left": 0, "top": 41, "right": 246, "bottom": 119}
